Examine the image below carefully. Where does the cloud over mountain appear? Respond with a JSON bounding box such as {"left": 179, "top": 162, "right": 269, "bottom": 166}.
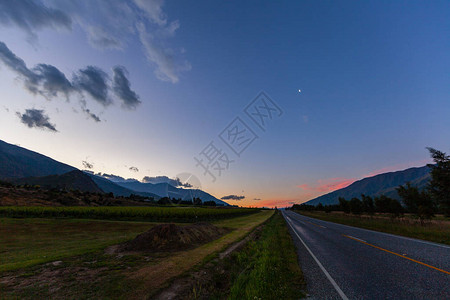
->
{"left": 221, "top": 195, "right": 245, "bottom": 201}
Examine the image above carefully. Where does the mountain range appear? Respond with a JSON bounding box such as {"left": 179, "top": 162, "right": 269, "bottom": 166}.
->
{"left": 0, "top": 139, "right": 228, "bottom": 205}
{"left": 304, "top": 166, "right": 431, "bottom": 206}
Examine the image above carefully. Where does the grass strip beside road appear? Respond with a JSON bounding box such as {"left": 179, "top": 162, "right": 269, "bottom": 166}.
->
{"left": 227, "top": 211, "right": 306, "bottom": 299}
{"left": 296, "top": 211, "right": 450, "bottom": 245}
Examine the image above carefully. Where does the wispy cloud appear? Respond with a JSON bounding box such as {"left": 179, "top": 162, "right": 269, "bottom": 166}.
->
{"left": 0, "top": 0, "right": 191, "bottom": 83}
{"left": 16, "top": 109, "right": 57, "bottom": 132}
{"left": 0, "top": 0, "right": 72, "bottom": 43}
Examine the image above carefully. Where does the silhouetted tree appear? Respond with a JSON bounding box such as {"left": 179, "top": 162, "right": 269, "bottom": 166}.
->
{"left": 317, "top": 203, "right": 324, "bottom": 211}
{"left": 339, "top": 197, "right": 350, "bottom": 213}
{"left": 388, "top": 198, "right": 404, "bottom": 218}
{"left": 349, "top": 198, "right": 363, "bottom": 215}
{"left": 397, "top": 182, "right": 435, "bottom": 223}
{"left": 374, "top": 195, "right": 391, "bottom": 213}
{"left": 361, "top": 194, "right": 375, "bottom": 215}
{"left": 193, "top": 197, "right": 202, "bottom": 206}
{"left": 427, "top": 147, "right": 450, "bottom": 216}
{"left": 157, "top": 197, "right": 171, "bottom": 205}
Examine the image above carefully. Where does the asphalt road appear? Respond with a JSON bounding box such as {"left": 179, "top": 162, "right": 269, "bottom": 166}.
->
{"left": 282, "top": 210, "right": 450, "bottom": 299}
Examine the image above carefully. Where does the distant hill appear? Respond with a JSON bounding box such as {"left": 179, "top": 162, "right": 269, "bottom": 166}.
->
{"left": 14, "top": 170, "right": 104, "bottom": 193}
{"left": 116, "top": 181, "right": 229, "bottom": 206}
{"left": 87, "top": 173, "right": 160, "bottom": 199}
{"left": 304, "top": 166, "right": 431, "bottom": 206}
{"left": 0, "top": 140, "right": 75, "bottom": 179}
{"left": 0, "top": 138, "right": 225, "bottom": 203}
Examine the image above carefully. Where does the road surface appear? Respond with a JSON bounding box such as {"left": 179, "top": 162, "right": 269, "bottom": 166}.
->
{"left": 282, "top": 210, "right": 450, "bottom": 299}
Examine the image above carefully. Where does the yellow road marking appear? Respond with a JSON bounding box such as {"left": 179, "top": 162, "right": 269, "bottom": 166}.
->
{"left": 343, "top": 235, "right": 450, "bottom": 275}
{"left": 306, "top": 221, "right": 326, "bottom": 228}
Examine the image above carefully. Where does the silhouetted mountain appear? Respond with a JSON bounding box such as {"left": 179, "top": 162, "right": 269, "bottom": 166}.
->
{"left": 116, "top": 181, "right": 229, "bottom": 206}
{"left": 0, "top": 139, "right": 221, "bottom": 203}
{"left": 305, "top": 166, "right": 431, "bottom": 206}
{"left": 14, "top": 170, "right": 104, "bottom": 193}
{"left": 87, "top": 173, "right": 160, "bottom": 199}
{"left": 0, "top": 140, "right": 75, "bottom": 180}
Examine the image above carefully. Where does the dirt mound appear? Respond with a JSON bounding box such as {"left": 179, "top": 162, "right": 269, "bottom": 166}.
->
{"left": 119, "top": 223, "right": 228, "bottom": 252}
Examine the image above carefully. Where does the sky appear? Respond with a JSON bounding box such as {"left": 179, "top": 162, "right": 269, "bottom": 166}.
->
{"left": 0, "top": 0, "right": 449, "bottom": 207}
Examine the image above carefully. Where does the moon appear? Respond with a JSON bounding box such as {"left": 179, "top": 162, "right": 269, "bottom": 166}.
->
{"left": 298, "top": 89, "right": 302, "bottom": 93}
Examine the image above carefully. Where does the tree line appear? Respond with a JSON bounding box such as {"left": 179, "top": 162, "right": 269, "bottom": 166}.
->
{"left": 292, "top": 147, "right": 450, "bottom": 222}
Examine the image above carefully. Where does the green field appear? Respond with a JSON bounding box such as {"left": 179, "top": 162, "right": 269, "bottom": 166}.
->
{"left": 296, "top": 211, "right": 450, "bottom": 245}
{"left": 0, "top": 210, "right": 276, "bottom": 299}
{"left": 0, "top": 206, "right": 257, "bottom": 222}
{"left": 0, "top": 218, "right": 154, "bottom": 272}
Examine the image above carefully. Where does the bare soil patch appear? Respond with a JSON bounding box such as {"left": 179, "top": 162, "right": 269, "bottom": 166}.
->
{"left": 117, "top": 222, "right": 228, "bottom": 253}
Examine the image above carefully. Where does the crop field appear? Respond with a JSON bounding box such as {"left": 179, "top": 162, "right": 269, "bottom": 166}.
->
{"left": 0, "top": 206, "right": 258, "bottom": 222}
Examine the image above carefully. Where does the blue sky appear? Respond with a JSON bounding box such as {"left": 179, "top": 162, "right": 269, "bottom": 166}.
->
{"left": 0, "top": 1, "right": 449, "bottom": 207}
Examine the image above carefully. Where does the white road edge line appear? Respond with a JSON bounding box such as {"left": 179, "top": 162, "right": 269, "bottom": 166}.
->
{"left": 284, "top": 213, "right": 349, "bottom": 300}
{"left": 297, "top": 213, "right": 450, "bottom": 249}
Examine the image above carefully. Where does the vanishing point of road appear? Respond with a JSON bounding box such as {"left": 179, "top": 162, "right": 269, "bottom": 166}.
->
{"left": 283, "top": 210, "right": 450, "bottom": 299}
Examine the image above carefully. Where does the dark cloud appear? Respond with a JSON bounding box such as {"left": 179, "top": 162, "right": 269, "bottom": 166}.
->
{"left": 0, "top": 42, "right": 70, "bottom": 99}
{"left": 221, "top": 195, "right": 245, "bottom": 201}
{"left": 0, "top": 41, "right": 37, "bottom": 82}
{"left": 253, "top": 198, "right": 261, "bottom": 201}
{"left": 0, "top": 0, "right": 72, "bottom": 42}
{"left": 82, "top": 108, "right": 101, "bottom": 122}
{"left": 74, "top": 66, "right": 111, "bottom": 106}
{"left": 141, "top": 175, "right": 191, "bottom": 188}
{"left": 32, "top": 64, "right": 73, "bottom": 98}
{"left": 112, "top": 66, "right": 141, "bottom": 109}
{"left": 0, "top": 41, "right": 142, "bottom": 122}
{"left": 129, "top": 166, "right": 139, "bottom": 172}
{"left": 16, "top": 109, "right": 57, "bottom": 132}
{"left": 82, "top": 160, "right": 93, "bottom": 169}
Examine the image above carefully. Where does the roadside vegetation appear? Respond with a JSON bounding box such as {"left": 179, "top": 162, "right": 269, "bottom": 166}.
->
{"left": 227, "top": 211, "right": 305, "bottom": 299}
{"left": 0, "top": 206, "right": 258, "bottom": 222}
{"left": 291, "top": 147, "right": 450, "bottom": 245}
